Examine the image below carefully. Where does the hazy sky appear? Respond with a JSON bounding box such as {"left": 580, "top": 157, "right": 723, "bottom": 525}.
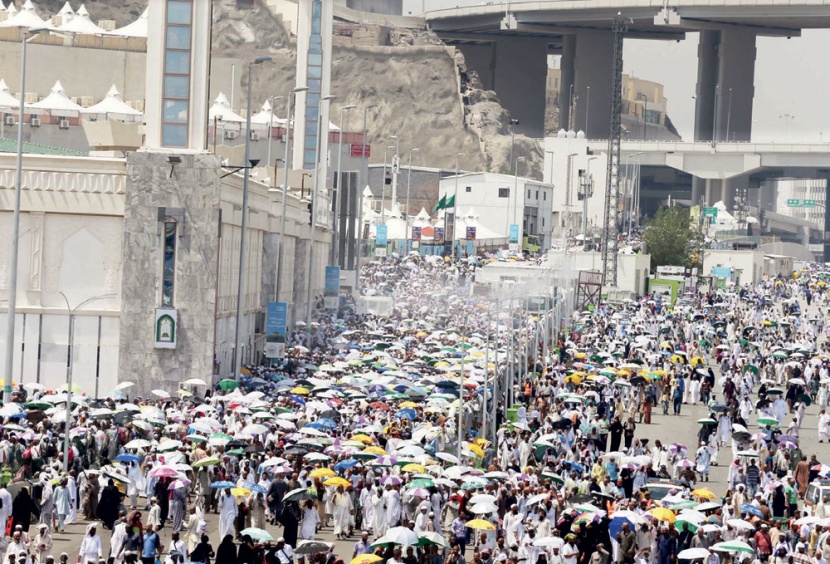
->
{"left": 410, "top": 1, "right": 830, "bottom": 142}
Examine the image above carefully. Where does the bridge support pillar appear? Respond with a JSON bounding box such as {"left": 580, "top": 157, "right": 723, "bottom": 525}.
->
{"left": 558, "top": 34, "right": 576, "bottom": 133}
{"left": 492, "top": 36, "right": 549, "bottom": 138}
{"left": 694, "top": 31, "right": 719, "bottom": 143}
{"left": 716, "top": 29, "right": 757, "bottom": 142}
{"left": 573, "top": 30, "right": 613, "bottom": 138}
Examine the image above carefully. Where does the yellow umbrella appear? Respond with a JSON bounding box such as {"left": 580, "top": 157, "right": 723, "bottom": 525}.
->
{"left": 648, "top": 507, "right": 676, "bottom": 523}
{"left": 564, "top": 375, "right": 581, "bottom": 385}
{"left": 290, "top": 387, "right": 310, "bottom": 395}
{"left": 652, "top": 370, "right": 668, "bottom": 377}
{"left": 364, "top": 446, "right": 387, "bottom": 455}
{"left": 231, "top": 487, "right": 251, "bottom": 497}
{"left": 402, "top": 463, "right": 426, "bottom": 473}
{"left": 310, "top": 468, "right": 336, "bottom": 478}
{"left": 465, "top": 443, "right": 485, "bottom": 457}
{"left": 399, "top": 401, "right": 419, "bottom": 409}
{"left": 690, "top": 357, "right": 705, "bottom": 366}
{"left": 691, "top": 488, "right": 717, "bottom": 500}
{"left": 324, "top": 477, "right": 351, "bottom": 488}
{"left": 416, "top": 331, "right": 428, "bottom": 338}
{"left": 466, "top": 519, "right": 496, "bottom": 531}
{"left": 573, "top": 352, "right": 587, "bottom": 359}
{"left": 352, "top": 556, "right": 383, "bottom": 564}
{"left": 670, "top": 355, "right": 686, "bottom": 364}
{"left": 474, "top": 438, "right": 490, "bottom": 447}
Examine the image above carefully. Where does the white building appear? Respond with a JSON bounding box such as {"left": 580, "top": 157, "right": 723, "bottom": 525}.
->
{"left": 437, "top": 172, "right": 555, "bottom": 249}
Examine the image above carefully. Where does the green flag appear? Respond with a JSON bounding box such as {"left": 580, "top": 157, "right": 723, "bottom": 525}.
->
{"left": 445, "top": 195, "right": 455, "bottom": 209}
{"left": 433, "top": 195, "right": 447, "bottom": 212}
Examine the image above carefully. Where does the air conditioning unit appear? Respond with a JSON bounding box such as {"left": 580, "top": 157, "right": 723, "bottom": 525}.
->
{"left": 224, "top": 130, "right": 238, "bottom": 140}
{"left": 58, "top": 118, "right": 70, "bottom": 129}
{"left": 250, "top": 130, "right": 260, "bottom": 141}
{"left": 4, "top": 115, "right": 15, "bottom": 126}
{"left": 30, "top": 117, "right": 40, "bottom": 127}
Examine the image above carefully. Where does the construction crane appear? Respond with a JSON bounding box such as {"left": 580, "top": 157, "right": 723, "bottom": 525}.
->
{"left": 601, "top": 14, "right": 627, "bottom": 289}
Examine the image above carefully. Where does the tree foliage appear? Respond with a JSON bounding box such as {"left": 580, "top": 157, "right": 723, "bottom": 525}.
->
{"left": 642, "top": 207, "right": 700, "bottom": 271}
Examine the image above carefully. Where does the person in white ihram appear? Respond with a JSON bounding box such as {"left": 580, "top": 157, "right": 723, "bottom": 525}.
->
{"left": 819, "top": 409, "right": 830, "bottom": 442}
{"left": 77, "top": 523, "right": 102, "bottom": 564}
{"left": 217, "top": 489, "right": 237, "bottom": 541}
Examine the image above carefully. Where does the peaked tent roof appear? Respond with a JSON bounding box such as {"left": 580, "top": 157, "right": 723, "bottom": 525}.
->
{"left": 250, "top": 99, "right": 288, "bottom": 127}
{"left": 57, "top": 2, "right": 75, "bottom": 17}
{"left": 29, "top": 80, "right": 84, "bottom": 116}
{"left": 0, "top": 79, "right": 20, "bottom": 110}
{"left": 208, "top": 93, "right": 245, "bottom": 123}
{"left": 58, "top": 5, "right": 105, "bottom": 34}
{"left": 111, "top": 6, "right": 148, "bottom": 38}
{"left": 82, "top": 85, "right": 142, "bottom": 120}
{"left": 0, "top": 0, "right": 48, "bottom": 29}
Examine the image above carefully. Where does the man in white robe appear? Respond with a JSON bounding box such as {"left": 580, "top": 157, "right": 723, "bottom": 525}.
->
{"left": 359, "top": 486, "right": 373, "bottom": 532}
{"left": 0, "top": 484, "right": 13, "bottom": 534}
{"left": 370, "top": 488, "right": 386, "bottom": 539}
{"left": 65, "top": 474, "right": 78, "bottom": 525}
{"left": 384, "top": 485, "right": 401, "bottom": 528}
{"left": 217, "top": 490, "right": 238, "bottom": 540}
{"left": 331, "top": 486, "right": 351, "bottom": 540}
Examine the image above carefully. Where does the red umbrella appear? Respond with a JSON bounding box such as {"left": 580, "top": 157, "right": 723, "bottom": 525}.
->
{"left": 369, "top": 401, "right": 390, "bottom": 411}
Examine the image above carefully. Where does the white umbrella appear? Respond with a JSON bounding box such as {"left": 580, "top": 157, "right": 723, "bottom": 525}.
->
{"left": 152, "top": 389, "right": 171, "bottom": 399}
{"left": 470, "top": 501, "right": 498, "bottom": 514}
{"left": 677, "top": 548, "right": 710, "bottom": 560}
{"left": 436, "top": 452, "right": 460, "bottom": 465}
{"left": 183, "top": 378, "right": 207, "bottom": 386}
{"left": 116, "top": 382, "right": 135, "bottom": 390}
{"left": 384, "top": 526, "right": 419, "bottom": 546}
{"left": 124, "top": 439, "right": 151, "bottom": 449}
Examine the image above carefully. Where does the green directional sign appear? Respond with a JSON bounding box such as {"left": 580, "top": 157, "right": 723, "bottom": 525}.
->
{"left": 703, "top": 207, "right": 718, "bottom": 219}
{"left": 787, "top": 199, "right": 818, "bottom": 208}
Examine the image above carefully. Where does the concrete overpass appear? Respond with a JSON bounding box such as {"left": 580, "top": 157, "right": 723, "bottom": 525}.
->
{"left": 426, "top": 0, "right": 830, "bottom": 156}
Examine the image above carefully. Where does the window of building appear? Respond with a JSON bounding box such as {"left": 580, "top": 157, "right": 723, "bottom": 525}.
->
{"left": 544, "top": 192, "right": 547, "bottom": 201}
{"left": 527, "top": 189, "right": 531, "bottom": 199}
{"left": 466, "top": 186, "right": 471, "bottom": 192}
{"left": 536, "top": 190, "right": 539, "bottom": 200}
{"left": 498, "top": 188, "right": 509, "bottom": 198}
{"left": 161, "top": 0, "right": 192, "bottom": 148}
{"left": 162, "top": 221, "right": 177, "bottom": 306}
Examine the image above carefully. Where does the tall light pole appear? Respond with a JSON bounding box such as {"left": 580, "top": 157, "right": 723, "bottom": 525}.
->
{"left": 585, "top": 86, "right": 590, "bottom": 134}
{"left": 232, "top": 55, "right": 271, "bottom": 379}
{"left": 59, "top": 292, "right": 114, "bottom": 472}
{"left": 379, "top": 138, "right": 397, "bottom": 226}
{"left": 5, "top": 27, "right": 49, "bottom": 402}
{"left": 403, "top": 147, "right": 420, "bottom": 254}
{"left": 274, "top": 86, "right": 308, "bottom": 303}
{"left": 265, "top": 95, "right": 284, "bottom": 185}
{"left": 305, "top": 95, "right": 336, "bottom": 330}
{"left": 452, "top": 152, "right": 465, "bottom": 258}
{"left": 355, "top": 104, "right": 377, "bottom": 295}
{"left": 512, "top": 156, "right": 525, "bottom": 251}
{"left": 332, "top": 104, "right": 356, "bottom": 267}
{"left": 508, "top": 118, "right": 519, "bottom": 172}
{"left": 726, "top": 88, "right": 732, "bottom": 142}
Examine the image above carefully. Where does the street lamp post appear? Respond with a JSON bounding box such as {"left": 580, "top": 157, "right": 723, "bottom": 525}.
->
{"left": 4, "top": 27, "right": 49, "bottom": 402}
{"left": 265, "top": 95, "right": 283, "bottom": 185}
{"left": 332, "top": 104, "right": 356, "bottom": 267}
{"left": 354, "top": 105, "right": 377, "bottom": 294}
{"left": 305, "top": 95, "right": 336, "bottom": 330}
{"left": 512, "top": 156, "right": 525, "bottom": 250}
{"left": 59, "top": 292, "right": 114, "bottom": 472}
{"left": 403, "top": 147, "right": 420, "bottom": 254}
{"left": 275, "top": 86, "right": 308, "bottom": 304}
{"left": 508, "top": 118, "right": 519, "bottom": 171}
{"left": 379, "top": 139, "right": 397, "bottom": 226}
{"left": 233, "top": 55, "right": 271, "bottom": 379}
{"left": 452, "top": 152, "right": 465, "bottom": 258}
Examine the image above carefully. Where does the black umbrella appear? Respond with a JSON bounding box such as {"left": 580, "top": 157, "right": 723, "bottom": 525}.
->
{"left": 114, "top": 412, "right": 134, "bottom": 424}
{"left": 284, "top": 487, "right": 316, "bottom": 502}
{"left": 319, "top": 409, "right": 340, "bottom": 421}
{"left": 227, "top": 440, "right": 248, "bottom": 449}
{"left": 631, "top": 375, "right": 646, "bottom": 386}
{"left": 284, "top": 446, "right": 309, "bottom": 456}
{"left": 245, "top": 445, "right": 264, "bottom": 453}
{"left": 795, "top": 394, "right": 812, "bottom": 406}
{"left": 732, "top": 431, "right": 750, "bottom": 441}
{"left": 710, "top": 404, "right": 729, "bottom": 413}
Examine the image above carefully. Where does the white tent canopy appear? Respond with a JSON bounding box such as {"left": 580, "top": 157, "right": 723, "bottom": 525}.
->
{"left": 455, "top": 208, "right": 505, "bottom": 240}
{"left": 58, "top": 4, "right": 105, "bottom": 35}
{"left": 208, "top": 93, "right": 245, "bottom": 124}
{"left": 0, "top": 0, "right": 48, "bottom": 29}
{"left": 111, "top": 6, "right": 148, "bottom": 38}
{"left": 30, "top": 80, "right": 83, "bottom": 117}
{"left": 0, "top": 79, "right": 20, "bottom": 110}
{"left": 250, "top": 99, "right": 288, "bottom": 128}
{"left": 82, "top": 85, "right": 142, "bottom": 121}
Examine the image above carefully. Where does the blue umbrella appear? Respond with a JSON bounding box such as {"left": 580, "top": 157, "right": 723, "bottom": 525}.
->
{"left": 317, "top": 418, "right": 337, "bottom": 430}
{"left": 334, "top": 459, "right": 359, "bottom": 472}
{"left": 740, "top": 503, "right": 764, "bottom": 518}
{"left": 244, "top": 483, "right": 268, "bottom": 494}
{"left": 116, "top": 454, "right": 141, "bottom": 464}
{"left": 304, "top": 422, "right": 326, "bottom": 430}
{"left": 290, "top": 396, "right": 307, "bottom": 406}
{"left": 609, "top": 515, "right": 633, "bottom": 538}
{"left": 395, "top": 408, "right": 416, "bottom": 421}
{"left": 210, "top": 481, "right": 236, "bottom": 489}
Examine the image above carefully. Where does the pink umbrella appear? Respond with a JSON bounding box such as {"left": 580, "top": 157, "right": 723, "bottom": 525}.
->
{"left": 407, "top": 488, "right": 430, "bottom": 498}
{"left": 674, "top": 459, "right": 694, "bottom": 468}
{"left": 149, "top": 466, "right": 180, "bottom": 478}
{"left": 168, "top": 478, "right": 190, "bottom": 489}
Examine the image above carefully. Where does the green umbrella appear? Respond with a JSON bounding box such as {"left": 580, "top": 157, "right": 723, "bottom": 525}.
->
{"left": 773, "top": 351, "right": 788, "bottom": 359}
{"left": 743, "top": 365, "right": 759, "bottom": 375}
{"left": 697, "top": 418, "right": 717, "bottom": 425}
{"left": 670, "top": 500, "right": 698, "bottom": 510}
{"left": 757, "top": 416, "right": 779, "bottom": 426}
{"left": 699, "top": 340, "right": 711, "bottom": 347}
{"left": 225, "top": 448, "right": 245, "bottom": 456}
{"left": 241, "top": 527, "right": 274, "bottom": 541}
{"left": 407, "top": 478, "right": 434, "bottom": 489}
{"left": 24, "top": 401, "right": 54, "bottom": 410}
{"left": 217, "top": 379, "right": 239, "bottom": 391}
{"left": 193, "top": 456, "right": 221, "bottom": 467}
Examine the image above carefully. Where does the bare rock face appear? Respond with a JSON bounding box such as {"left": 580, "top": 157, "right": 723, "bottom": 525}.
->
{"left": 212, "top": 0, "right": 291, "bottom": 51}
{"left": 36, "top": 0, "right": 146, "bottom": 26}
